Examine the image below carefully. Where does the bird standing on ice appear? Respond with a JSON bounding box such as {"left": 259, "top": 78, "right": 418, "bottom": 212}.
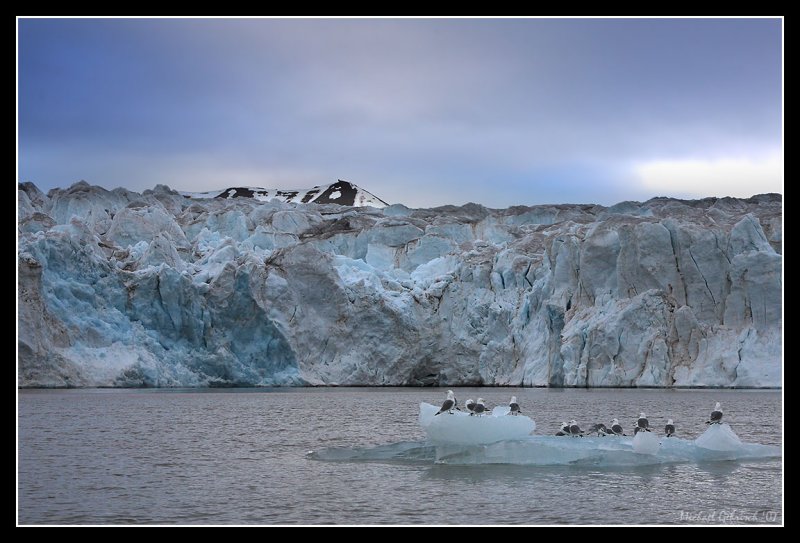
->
{"left": 508, "top": 396, "right": 521, "bottom": 416}
{"left": 664, "top": 419, "right": 675, "bottom": 437}
{"left": 556, "top": 422, "right": 570, "bottom": 436}
{"left": 434, "top": 390, "right": 456, "bottom": 416}
{"left": 706, "top": 402, "right": 723, "bottom": 425}
{"left": 464, "top": 399, "right": 476, "bottom": 415}
{"left": 636, "top": 412, "right": 651, "bottom": 433}
{"left": 587, "top": 423, "right": 608, "bottom": 436}
{"left": 609, "top": 419, "right": 626, "bottom": 436}
{"left": 569, "top": 420, "right": 583, "bottom": 437}
{"left": 472, "top": 398, "right": 489, "bottom": 416}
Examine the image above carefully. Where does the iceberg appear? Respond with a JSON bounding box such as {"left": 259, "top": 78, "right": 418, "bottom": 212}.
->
{"left": 428, "top": 431, "right": 780, "bottom": 466}
{"left": 694, "top": 423, "right": 743, "bottom": 451}
{"left": 418, "top": 402, "right": 536, "bottom": 445}
{"left": 307, "top": 406, "right": 781, "bottom": 468}
{"left": 632, "top": 431, "right": 661, "bottom": 455}
{"left": 313, "top": 405, "right": 779, "bottom": 467}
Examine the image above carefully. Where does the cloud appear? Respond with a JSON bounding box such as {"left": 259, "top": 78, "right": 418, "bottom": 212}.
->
{"left": 18, "top": 19, "right": 782, "bottom": 207}
{"left": 634, "top": 152, "right": 783, "bottom": 199}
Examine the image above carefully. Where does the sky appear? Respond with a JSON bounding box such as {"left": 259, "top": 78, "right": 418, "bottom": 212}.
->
{"left": 17, "top": 18, "right": 782, "bottom": 208}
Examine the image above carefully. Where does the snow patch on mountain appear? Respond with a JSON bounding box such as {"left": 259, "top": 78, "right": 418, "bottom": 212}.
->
{"left": 181, "top": 179, "right": 388, "bottom": 208}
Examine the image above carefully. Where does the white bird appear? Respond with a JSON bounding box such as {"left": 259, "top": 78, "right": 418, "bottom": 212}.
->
{"left": 464, "top": 398, "right": 476, "bottom": 415}
{"left": 706, "top": 402, "right": 723, "bottom": 425}
{"left": 434, "top": 390, "right": 456, "bottom": 416}
{"left": 609, "top": 418, "right": 625, "bottom": 436}
{"left": 508, "top": 396, "right": 521, "bottom": 416}
{"left": 569, "top": 420, "right": 583, "bottom": 437}
{"left": 637, "top": 412, "right": 650, "bottom": 432}
{"left": 472, "top": 398, "right": 489, "bottom": 416}
{"left": 556, "top": 422, "right": 570, "bottom": 436}
{"left": 665, "top": 419, "right": 675, "bottom": 437}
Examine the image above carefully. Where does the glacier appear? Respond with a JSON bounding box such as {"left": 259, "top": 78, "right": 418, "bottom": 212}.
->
{"left": 18, "top": 181, "right": 781, "bottom": 388}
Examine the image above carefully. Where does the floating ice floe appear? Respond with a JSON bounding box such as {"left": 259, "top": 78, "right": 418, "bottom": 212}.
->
{"left": 308, "top": 412, "right": 781, "bottom": 467}
{"left": 418, "top": 401, "right": 535, "bottom": 444}
{"left": 336, "top": 402, "right": 783, "bottom": 466}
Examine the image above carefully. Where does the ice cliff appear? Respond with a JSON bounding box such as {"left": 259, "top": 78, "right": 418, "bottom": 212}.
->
{"left": 18, "top": 181, "right": 782, "bottom": 388}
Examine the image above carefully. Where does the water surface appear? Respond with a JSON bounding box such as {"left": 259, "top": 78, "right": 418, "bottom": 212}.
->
{"left": 18, "top": 388, "right": 782, "bottom": 525}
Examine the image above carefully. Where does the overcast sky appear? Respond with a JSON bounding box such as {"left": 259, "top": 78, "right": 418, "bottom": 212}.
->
{"left": 18, "top": 18, "right": 782, "bottom": 208}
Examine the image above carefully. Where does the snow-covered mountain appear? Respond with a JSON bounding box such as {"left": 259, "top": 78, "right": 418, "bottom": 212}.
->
{"left": 18, "top": 181, "right": 782, "bottom": 388}
{"left": 181, "top": 179, "right": 388, "bottom": 208}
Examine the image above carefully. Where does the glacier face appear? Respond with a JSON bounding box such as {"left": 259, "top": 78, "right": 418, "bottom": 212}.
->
{"left": 18, "top": 181, "right": 781, "bottom": 388}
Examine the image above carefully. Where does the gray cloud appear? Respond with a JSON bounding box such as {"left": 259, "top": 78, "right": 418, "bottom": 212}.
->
{"left": 19, "top": 18, "right": 782, "bottom": 207}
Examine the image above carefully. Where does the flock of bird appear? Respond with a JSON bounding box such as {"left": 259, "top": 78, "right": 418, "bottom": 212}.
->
{"left": 434, "top": 391, "right": 725, "bottom": 439}
{"left": 434, "top": 390, "right": 522, "bottom": 417}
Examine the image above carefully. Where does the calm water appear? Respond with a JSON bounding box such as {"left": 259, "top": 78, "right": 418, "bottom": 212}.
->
{"left": 18, "top": 388, "right": 782, "bottom": 525}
